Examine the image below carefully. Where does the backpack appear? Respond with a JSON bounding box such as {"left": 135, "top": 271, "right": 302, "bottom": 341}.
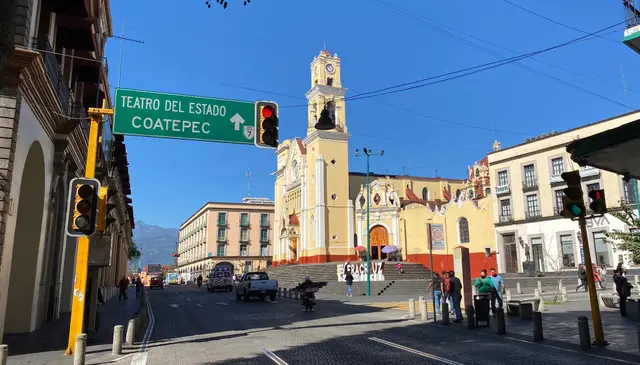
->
{"left": 622, "top": 282, "right": 633, "bottom": 297}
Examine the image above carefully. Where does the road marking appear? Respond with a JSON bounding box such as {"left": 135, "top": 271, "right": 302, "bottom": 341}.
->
{"left": 130, "top": 291, "right": 155, "bottom": 365}
{"left": 368, "top": 337, "right": 466, "bottom": 365}
{"left": 216, "top": 302, "right": 229, "bottom": 306}
{"left": 196, "top": 303, "right": 202, "bottom": 307}
{"left": 111, "top": 353, "right": 134, "bottom": 362}
{"left": 186, "top": 298, "right": 191, "bottom": 301}
{"left": 130, "top": 352, "right": 148, "bottom": 365}
{"left": 168, "top": 304, "right": 179, "bottom": 308}
{"left": 262, "top": 347, "right": 289, "bottom": 364}
{"left": 228, "top": 296, "right": 235, "bottom": 300}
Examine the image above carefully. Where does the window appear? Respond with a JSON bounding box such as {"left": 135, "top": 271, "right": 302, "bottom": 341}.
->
{"left": 240, "top": 244, "right": 249, "bottom": 256}
{"left": 260, "top": 213, "right": 269, "bottom": 226}
{"left": 260, "top": 244, "right": 269, "bottom": 256}
{"left": 497, "top": 171, "right": 508, "bottom": 186}
{"left": 475, "top": 168, "right": 480, "bottom": 177}
{"left": 218, "top": 212, "right": 227, "bottom": 225}
{"left": 240, "top": 228, "right": 249, "bottom": 242}
{"left": 586, "top": 183, "right": 600, "bottom": 192}
{"left": 623, "top": 179, "right": 637, "bottom": 203}
{"left": 260, "top": 228, "right": 269, "bottom": 242}
{"left": 500, "top": 199, "right": 512, "bottom": 219}
{"left": 593, "top": 231, "right": 610, "bottom": 266}
{"left": 523, "top": 164, "right": 536, "bottom": 188}
{"left": 216, "top": 244, "right": 226, "bottom": 257}
{"left": 217, "top": 227, "right": 226, "bottom": 239}
{"left": 240, "top": 213, "right": 249, "bottom": 226}
{"left": 458, "top": 217, "right": 470, "bottom": 244}
{"left": 525, "top": 194, "right": 540, "bottom": 218}
{"left": 559, "top": 234, "right": 575, "bottom": 268}
{"left": 554, "top": 190, "right": 564, "bottom": 214}
{"left": 422, "top": 187, "right": 429, "bottom": 201}
{"left": 551, "top": 157, "right": 564, "bottom": 176}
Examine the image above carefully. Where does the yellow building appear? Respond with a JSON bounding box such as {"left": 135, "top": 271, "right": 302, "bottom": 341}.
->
{"left": 487, "top": 111, "right": 640, "bottom": 273}
{"left": 273, "top": 50, "right": 497, "bottom": 274}
{"left": 176, "top": 198, "right": 275, "bottom": 278}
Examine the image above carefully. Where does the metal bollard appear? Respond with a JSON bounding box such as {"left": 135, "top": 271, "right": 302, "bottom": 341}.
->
{"left": 408, "top": 298, "right": 416, "bottom": 318}
{"left": 74, "top": 333, "right": 87, "bottom": 365}
{"left": 516, "top": 282, "right": 522, "bottom": 294}
{"left": 496, "top": 309, "right": 506, "bottom": 335}
{"left": 466, "top": 305, "right": 475, "bottom": 329}
{"left": 561, "top": 286, "right": 568, "bottom": 303}
{"left": 533, "top": 311, "right": 543, "bottom": 342}
{"left": 420, "top": 301, "right": 428, "bottom": 321}
{"left": 577, "top": 316, "right": 591, "bottom": 350}
{"left": 288, "top": 289, "right": 292, "bottom": 299}
{"left": 126, "top": 319, "right": 136, "bottom": 346}
{"left": 441, "top": 302, "right": 450, "bottom": 325}
{"left": 112, "top": 325, "right": 123, "bottom": 355}
{"left": 0, "top": 344, "right": 7, "bottom": 365}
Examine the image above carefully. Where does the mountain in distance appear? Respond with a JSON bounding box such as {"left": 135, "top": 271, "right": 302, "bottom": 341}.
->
{"left": 133, "top": 220, "right": 178, "bottom": 267}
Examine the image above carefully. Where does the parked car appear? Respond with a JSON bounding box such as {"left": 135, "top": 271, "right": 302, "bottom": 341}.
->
{"left": 235, "top": 272, "right": 278, "bottom": 301}
{"left": 150, "top": 277, "right": 164, "bottom": 289}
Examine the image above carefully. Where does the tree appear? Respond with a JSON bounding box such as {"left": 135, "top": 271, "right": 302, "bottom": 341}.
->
{"left": 127, "top": 241, "right": 142, "bottom": 261}
{"left": 605, "top": 201, "right": 640, "bottom": 264}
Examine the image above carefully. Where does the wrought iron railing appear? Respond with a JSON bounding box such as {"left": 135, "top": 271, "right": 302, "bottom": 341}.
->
{"left": 624, "top": 0, "right": 640, "bottom": 28}
{"left": 69, "top": 102, "right": 89, "bottom": 137}
{"left": 31, "top": 37, "right": 70, "bottom": 115}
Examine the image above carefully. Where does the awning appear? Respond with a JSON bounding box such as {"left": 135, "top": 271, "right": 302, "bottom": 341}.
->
{"left": 566, "top": 118, "right": 640, "bottom": 180}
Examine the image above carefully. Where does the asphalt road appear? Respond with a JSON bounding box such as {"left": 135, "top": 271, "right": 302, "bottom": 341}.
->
{"left": 138, "top": 285, "right": 640, "bottom": 365}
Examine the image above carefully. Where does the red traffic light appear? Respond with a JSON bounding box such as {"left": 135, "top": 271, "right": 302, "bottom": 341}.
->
{"left": 261, "top": 105, "right": 274, "bottom": 119}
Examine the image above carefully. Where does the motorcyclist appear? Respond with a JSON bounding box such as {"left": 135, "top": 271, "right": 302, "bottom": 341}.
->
{"left": 300, "top": 275, "right": 316, "bottom": 309}
{"left": 197, "top": 274, "right": 203, "bottom": 288}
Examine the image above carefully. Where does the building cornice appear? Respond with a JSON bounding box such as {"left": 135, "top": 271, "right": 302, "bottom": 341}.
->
{"left": 305, "top": 85, "right": 347, "bottom": 101}
{"left": 304, "top": 130, "right": 350, "bottom": 144}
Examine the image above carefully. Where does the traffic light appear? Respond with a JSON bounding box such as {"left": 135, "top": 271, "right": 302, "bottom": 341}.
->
{"left": 96, "top": 186, "right": 117, "bottom": 233}
{"left": 588, "top": 189, "right": 607, "bottom": 214}
{"left": 66, "top": 178, "right": 101, "bottom": 237}
{"left": 560, "top": 170, "right": 585, "bottom": 219}
{"left": 254, "top": 101, "right": 279, "bottom": 149}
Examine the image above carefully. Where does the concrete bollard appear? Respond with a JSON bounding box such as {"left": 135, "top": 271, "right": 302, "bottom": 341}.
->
{"left": 112, "top": 325, "right": 123, "bottom": 355}
{"left": 577, "top": 316, "right": 591, "bottom": 350}
{"left": 441, "top": 302, "right": 450, "bottom": 325}
{"left": 561, "top": 287, "right": 568, "bottom": 303}
{"left": 472, "top": 285, "right": 477, "bottom": 296}
{"left": 537, "top": 299, "right": 545, "bottom": 312}
{"left": 295, "top": 291, "right": 299, "bottom": 300}
{"left": 0, "top": 344, "right": 7, "bottom": 365}
{"left": 74, "top": 333, "right": 87, "bottom": 365}
{"left": 126, "top": 319, "right": 136, "bottom": 346}
{"left": 634, "top": 275, "right": 639, "bottom": 286}
{"left": 420, "top": 301, "right": 428, "bottom": 321}
{"left": 558, "top": 279, "right": 563, "bottom": 291}
{"left": 533, "top": 312, "right": 543, "bottom": 342}
{"left": 496, "top": 309, "right": 506, "bottom": 335}
{"left": 537, "top": 281, "right": 542, "bottom": 293}
{"left": 418, "top": 296, "right": 424, "bottom": 304}
{"left": 534, "top": 288, "right": 540, "bottom": 299}
{"left": 466, "top": 305, "right": 476, "bottom": 329}
{"left": 505, "top": 290, "right": 512, "bottom": 302}
{"left": 516, "top": 282, "right": 522, "bottom": 294}
{"left": 408, "top": 299, "right": 416, "bottom": 318}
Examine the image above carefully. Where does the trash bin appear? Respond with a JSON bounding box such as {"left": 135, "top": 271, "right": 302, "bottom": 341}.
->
{"left": 474, "top": 293, "right": 491, "bottom": 327}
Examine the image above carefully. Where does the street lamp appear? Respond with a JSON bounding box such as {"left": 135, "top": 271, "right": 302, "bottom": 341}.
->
{"left": 355, "top": 148, "right": 385, "bottom": 296}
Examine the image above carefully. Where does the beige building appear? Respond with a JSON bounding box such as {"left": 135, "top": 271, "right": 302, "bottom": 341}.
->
{"left": 176, "top": 198, "right": 275, "bottom": 277}
{"left": 488, "top": 111, "right": 640, "bottom": 274}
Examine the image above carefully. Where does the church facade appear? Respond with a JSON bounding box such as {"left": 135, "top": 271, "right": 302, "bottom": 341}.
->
{"left": 272, "top": 50, "right": 498, "bottom": 274}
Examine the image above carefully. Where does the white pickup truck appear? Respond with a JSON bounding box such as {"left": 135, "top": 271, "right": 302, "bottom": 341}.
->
{"left": 235, "top": 272, "right": 278, "bottom": 301}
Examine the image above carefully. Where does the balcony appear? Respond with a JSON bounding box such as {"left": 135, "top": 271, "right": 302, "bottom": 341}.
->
{"left": 623, "top": 0, "right": 640, "bottom": 54}
{"left": 32, "top": 37, "right": 70, "bottom": 115}
{"left": 260, "top": 236, "right": 269, "bottom": 243}
{"left": 239, "top": 235, "right": 250, "bottom": 243}
{"left": 525, "top": 210, "right": 542, "bottom": 220}
{"left": 550, "top": 173, "right": 563, "bottom": 185}
{"left": 240, "top": 220, "right": 250, "bottom": 227}
{"left": 217, "top": 220, "right": 227, "bottom": 227}
{"left": 522, "top": 178, "right": 538, "bottom": 191}
{"left": 216, "top": 236, "right": 227, "bottom": 243}
{"left": 495, "top": 184, "right": 510, "bottom": 196}
{"left": 498, "top": 214, "right": 513, "bottom": 223}
{"left": 579, "top": 166, "right": 600, "bottom": 180}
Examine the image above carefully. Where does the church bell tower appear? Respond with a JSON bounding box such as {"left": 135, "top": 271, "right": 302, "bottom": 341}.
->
{"left": 306, "top": 50, "right": 348, "bottom": 134}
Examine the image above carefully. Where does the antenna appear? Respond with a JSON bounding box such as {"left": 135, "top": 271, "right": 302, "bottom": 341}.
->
{"left": 247, "top": 169, "right": 252, "bottom": 197}
{"left": 113, "top": 21, "right": 145, "bottom": 88}
{"left": 402, "top": 166, "right": 406, "bottom": 175}
{"left": 435, "top": 169, "right": 438, "bottom": 177}
{"left": 621, "top": 64, "right": 628, "bottom": 104}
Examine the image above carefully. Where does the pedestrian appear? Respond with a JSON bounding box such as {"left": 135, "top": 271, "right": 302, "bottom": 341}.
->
{"left": 135, "top": 277, "right": 142, "bottom": 299}
{"left": 427, "top": 272, "right": 444, "bottom": 315}
{"left": 614, "top": 267, "right": 632, "bottom": 317}
{"left": 598, "top": 264, "right": 608, "bottom": 289}
{"left": 118, "top": 277, "right": 128, "bottom": 300}
{"left": 345, "top": 271, "right": 354, "bottom": 297}
{"left": 442, "top": 270, "right": 454, "bottom": 315}
{"left": 576, "top": 264, "right": 587, "bottom": 292}
{"left": 448, "top": 270, "right": 463, "bottom": 322}
{"left": 592, "top": 263, "right": 602, "bottom": 290}
{"left": 616, "top": 261, "right": 627, "bottom": 277}
{"left": 396, "top": 262, "right": 403, "bottom": 274}
{"left": 489, "top": 268, "right": 504, "bottom": 316}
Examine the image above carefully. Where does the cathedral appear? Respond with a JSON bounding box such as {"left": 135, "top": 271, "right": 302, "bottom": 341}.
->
{"left": 272, "top": 50, "right": 498, "bottom": 274}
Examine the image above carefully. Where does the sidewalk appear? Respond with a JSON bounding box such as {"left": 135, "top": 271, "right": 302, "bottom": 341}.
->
{"left": 7, "top": 287, "right": 142, "bottom": 365}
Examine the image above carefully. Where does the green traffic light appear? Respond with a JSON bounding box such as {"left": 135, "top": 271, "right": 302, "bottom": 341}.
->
{"left": 569, "top": 204, "right": 584, "bottom": 216}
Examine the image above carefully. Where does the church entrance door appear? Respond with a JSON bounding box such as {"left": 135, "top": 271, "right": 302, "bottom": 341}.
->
{"left": 369, "top": 225, "right": 389, "bottom": 260}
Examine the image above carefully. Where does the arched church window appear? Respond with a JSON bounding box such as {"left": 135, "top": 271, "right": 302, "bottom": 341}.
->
{"left": 327, "top": 77, "right": 333, "bottom": 86}
{"left": 455, "top": 189, "right": 461, "bottom": 200}
{"left": 475, "top": 168, "right": 480, "bottom": 177}
{"left": 458, "top": 218, "right": 470, "bottom": 244}
{"left": 421, "top": 187, "right": 429, "bottom": 202}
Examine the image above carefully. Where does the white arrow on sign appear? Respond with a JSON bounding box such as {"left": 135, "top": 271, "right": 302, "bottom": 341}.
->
{"left": 230, "top": 113, "right": 245, "bottom": 131}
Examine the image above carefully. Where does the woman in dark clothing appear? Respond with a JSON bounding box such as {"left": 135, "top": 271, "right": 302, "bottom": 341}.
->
{"left": 345, "top": 272, "right": 354, "bottom": 297}
{"left": 613, "top": 267, "right": 632, "bottom": 316}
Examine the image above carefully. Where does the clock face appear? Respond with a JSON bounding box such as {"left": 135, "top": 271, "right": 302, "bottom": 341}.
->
{"left": 326, "top": 63, "right": 335, "bottom": 74}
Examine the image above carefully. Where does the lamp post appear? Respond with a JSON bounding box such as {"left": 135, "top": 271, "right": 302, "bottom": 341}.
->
{"left": 355, "top": 148, "right": 384, "bottom": 296}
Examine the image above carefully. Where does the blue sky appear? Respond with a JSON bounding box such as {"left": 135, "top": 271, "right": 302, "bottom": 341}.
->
{"left": 107, "top": 0, "right": 639, "bottom": 229}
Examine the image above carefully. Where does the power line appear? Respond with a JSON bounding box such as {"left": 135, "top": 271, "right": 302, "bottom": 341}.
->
{"left": 499, "top": 0, "right": 619, "bottom": 44}
{"left": 367, "top": 0, "right": 633, "bottom": 108}
{"left": 280, "top": 19, "right": 626, "bottom": 108}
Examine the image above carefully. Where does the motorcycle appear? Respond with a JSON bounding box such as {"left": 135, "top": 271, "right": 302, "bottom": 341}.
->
{"left": 302, "top": 287, "right": 317, "bottom": 311}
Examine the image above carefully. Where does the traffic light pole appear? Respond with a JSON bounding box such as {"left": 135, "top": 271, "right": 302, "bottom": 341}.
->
{"left": 65, "top": 103, "right": 110, "bottom": 355}
{"left": 578, "top": 215, "right": 607, "bottom": 347}
{"left": 365, "top": 154, "right": 371, "bottom": 297}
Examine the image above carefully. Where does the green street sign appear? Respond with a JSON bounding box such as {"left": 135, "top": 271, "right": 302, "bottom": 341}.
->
{"left": 113, "top": 88, "right": 256, "bottom": 144}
